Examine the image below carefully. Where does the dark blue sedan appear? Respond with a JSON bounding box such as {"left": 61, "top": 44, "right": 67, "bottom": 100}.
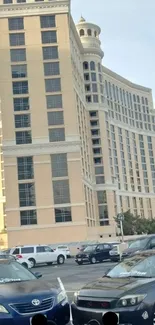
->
{"left": 0, "top": 256, "right": 70, "bottom": 325}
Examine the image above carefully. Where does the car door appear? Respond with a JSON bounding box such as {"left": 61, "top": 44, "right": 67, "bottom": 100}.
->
{"left": 95, "top": 244, "right": 104, "bottom": 261}
{"left": 36, "top": 246, "right": 47, "bottom": 263}
{"left": 44, "top": 246, "right": 57, "bottom": 262}
{"left": 102, "top": 244, "right": 112, "bottom": 259}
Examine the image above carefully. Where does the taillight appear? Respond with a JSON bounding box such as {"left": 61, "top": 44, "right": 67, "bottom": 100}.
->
{"left": 16, "top": 254, "right": 23, "bottom": 258}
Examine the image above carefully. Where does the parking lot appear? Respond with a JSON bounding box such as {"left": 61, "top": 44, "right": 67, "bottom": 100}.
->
{"left": 32, "top": 258, "right": 116, "bottom": 301}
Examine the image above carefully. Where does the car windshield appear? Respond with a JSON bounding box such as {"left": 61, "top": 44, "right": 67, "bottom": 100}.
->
{"left": 107, "top": 254, "right": 155, "bottom": 278}
{"left": 1, "top": 249, "right": 11, "bottom": 254}
{"left": 84, "top": 245, "right": 97, "bottom": 252}
{"left": 128, "top": 238, "right": 148, "bottom": 249}
{"left": 0, "top": 261, "right": 36, "bottom": 283}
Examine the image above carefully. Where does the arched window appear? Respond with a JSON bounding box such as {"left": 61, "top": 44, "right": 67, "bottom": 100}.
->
{"left": 80, "top": 29, "right": 84, "bottom": 36}
{"left": 90, "top": 61, "right": 95, "bottom": 71}
{"left": 87, "top": 29, "right": 92, "bottom": 36}
{"left": 83, "top": 61, "right": 89, "bottom": 70}
{"left": 94, "top": 31, "right": 97, "bottom": 37}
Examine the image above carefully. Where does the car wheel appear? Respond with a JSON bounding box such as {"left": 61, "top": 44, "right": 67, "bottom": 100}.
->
{"left": 22, "top": 262, "right": 28, "bottom": 269}
{"left": 57, "top": 255, "right": 65, "bottom": 265}
{"left": 47, "top": 262, "right": 53, "bottom": 266}
{"left": 28, "top": 258, "right": 36, "bottom": 268}
{"left": 90, "top": 256, "right": 96, "bottom": 264}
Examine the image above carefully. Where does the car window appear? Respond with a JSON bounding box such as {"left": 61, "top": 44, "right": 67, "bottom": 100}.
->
{"left": 149, "top": 238, "right": 155, "bottom": 248}
{"left": 12, "top": 248, "right": 20, "bottom": 254}
{"left": 103, "top": 244, "right": 111, "bottom": 249}
{"left": 36, "top": 246, "right": 45, "bottom": 253}
{"left": 0, "top": 261, "right": 36, "bottom": 283}
{"left": 96, "top": 245, "right": 104, "bottom": 251}
{"left": 107, "top": 255, "right": 155, "bottom": 278}
{"left": 129, "top": 238, "right": 148, "bottom": 249}
{"left": 44, "top": 246, "right": 52, "bottom": 252}
{"left": 21, "top": 247, "right": 34, "bottom": 254}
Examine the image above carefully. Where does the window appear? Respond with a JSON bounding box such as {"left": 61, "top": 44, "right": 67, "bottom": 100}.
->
{"left": 12, "top": 248, "right": 19, "bottom": 254}
{"left": 9, "top": 33, "right": 25, "bottom": 46}
{"left": 40, "top": 15, "right": 55, "bottom": 28}
{"left": 92, "top": 139, "right": 100, "bottom": 145}
{"left": 15, "top": 114, "right": 30, "bottom": 128}
{"left": 46, "top": 94, "right": 62, "bottom": 109}
{"left": 45, "top": 78, "right": 61, "bottom": 92}
{"left": 90, "top": 111, "right": 97, "bottom": 117}
{"left": 10, "top": 49, "right": 26, "bottom": 62}
{"left": 41, "top": 31, "right": 57, "bottom": 44}
{"left": 44, "top": 62, "right": 60, "bottom": 76}
{"left": 17, "top": 0, "right": 26, "bottom": 3}
{"left": 93, "top": 148, "right": 101, "bottom": 154}
{"left": 91, "top": 73, "right": 96, "bottom": 81}
{"left": 97, "top": 191, "right": 107, "bottom": 204}
{"left": 83, "top": 61, "right": 89, "bottom": 70}
{"left": 48, "top": 111, "right": 64, "bottom": 125}
{"left": 8, "top": 18, "right": 24, "bottom": 30}
{"left": 99, "top": 205, "right": 108, "bottom": 218}
{"left": 94, "top": 157, "right": 102, "bottom": 164}
{"left": 16, "top": 131, "right": 32, "bottom": 144}
{"left": 13, "top": 97, "right": 29, "bottom": 111}
{"left": 80, "top": 29, "right": 84, "bottom": 36}
{"left": 13, "top": 81, "right": 28, "bottom": 94}
{"left": 19, "top": 183, "right": 36, "bottom": 207}
{"left": 11, "top": 64, "right": 27, "bottom": 78}
{"left": 91, "top": 129, "right": 99, "bottom": 136}
{"left": 90, "top": 61, "right": 95, "bottom": 71}
{"left": 87, "top": 29, "right": 92, "bottom": 36}
{"left": 84, "top": 73, "right": 89, "bottom": 81}
{"left": 92, "top": 84, "right": 98, "bottom": 92}
{"left": 36, "top": 246, "right": 45, "bottom": 253}
{"left": 21, "top": 247, "right": 34, "bottom": 253}
{"left": 95, "top": 166, "right": 104, "bottom": 175}
{"left": 4, "top": 0, "right": 12, "bottom": 3}
{"left": 20, "top": 210, "right": 37, "bottom": 226}
{"left": 98, "top": 63, "right": 101, "bottom": 72}
{"left": 51, "top": 153, "right": 68, "bottom": 177}
{"left": 96, "top": 176, "right": 105, "bottom": 184}
{"left": 17, "top": 156, "right": 33, "bottom": 180}
{"left": 55, "top": 207, "right": 72, "bottom": 223}
{"left": 42, "top": 46, "right": 58, "bottom": 60}
{"left": 53, "top": 180, "right": 70, "bottom": 204}
{"left": 93, "top": 95, "right": 99, "bottom": 103}
{"left": 49, "top": 128, "right": 65, "bottom": 142}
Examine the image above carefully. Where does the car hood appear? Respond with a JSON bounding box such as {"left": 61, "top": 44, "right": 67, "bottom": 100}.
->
{"left": 79, "top": 276, "right": 154, "bottom": 298}
{"left": 0, "top": 279, "right": 60, "bottom": 302}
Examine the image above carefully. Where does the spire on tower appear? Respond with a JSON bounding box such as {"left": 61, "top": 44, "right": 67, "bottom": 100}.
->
{"left": 79, "top": 16, "right": 86, "bottom": 23}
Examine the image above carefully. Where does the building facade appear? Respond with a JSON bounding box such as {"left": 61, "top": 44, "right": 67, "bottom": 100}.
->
{"left": 0, "top": 0, "right": 154, "bottom": 246}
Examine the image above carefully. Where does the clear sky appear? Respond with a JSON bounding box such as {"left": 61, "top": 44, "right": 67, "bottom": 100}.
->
{"left": 71, "top": 0, "right": 155, "bottom": 103}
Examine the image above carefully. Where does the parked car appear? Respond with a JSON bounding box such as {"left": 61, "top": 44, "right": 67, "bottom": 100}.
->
{"left": 0, "top": 256, "right": 70, "bottom": 325}
{"left": 77, "top": 245, "right": 87, "bottom": 252}
{"left": 0, "top": 249, "right": 32, "bottom": 269}
{"left": 75, "top": 243, "right": 118, "bottom": 265}
{"left": 9, "top": 245, "right": 66, "bottom": 268}
{"left": 55, "top": 246, "right": 71, "bottom": 258}
{"left": 72, "top": 250, "right": 155, "bottom": 325}
{"left": 122, "top": 235, "right": 155, "bottom": 259}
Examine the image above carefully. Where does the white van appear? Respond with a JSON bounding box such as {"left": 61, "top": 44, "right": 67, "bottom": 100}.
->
{"left": 9, "top": 245, "right": 66, "bottom": 267}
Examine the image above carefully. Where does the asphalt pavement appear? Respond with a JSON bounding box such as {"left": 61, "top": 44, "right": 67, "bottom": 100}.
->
{"left": 32, "top": 258, "right": 116, "bottom": 301}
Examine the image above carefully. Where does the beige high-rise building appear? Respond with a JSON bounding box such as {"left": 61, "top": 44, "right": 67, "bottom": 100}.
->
{"left": 0, "top": 0, "right": 154, "bottom": 247}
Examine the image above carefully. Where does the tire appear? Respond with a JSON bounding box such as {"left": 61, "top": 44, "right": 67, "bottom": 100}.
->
{"left": 22, "top": 262, "right": 28, "bottom": 269}
{"left": 90, "top": 256, "right": 96, "bottom": 264}
{"left": 47, "top": 262, "right": 53, "bottom": 266}
{"left": 28, "top": 258, "right": 36, "bottom": 268}
{"left": 57, "top": 255, "right": 65, "bottom": 265}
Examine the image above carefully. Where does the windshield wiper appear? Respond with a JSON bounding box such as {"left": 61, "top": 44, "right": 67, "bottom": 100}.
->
{"left": 120, "top": 275, "right": 152, "bottom": 279}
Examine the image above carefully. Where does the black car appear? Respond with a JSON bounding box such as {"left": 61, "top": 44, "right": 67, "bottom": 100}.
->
{"left": 72, "top": 250, "right": 155, "bottom": 325}
{"left": 75, "top": 243, "right": 118, "bottom": 265}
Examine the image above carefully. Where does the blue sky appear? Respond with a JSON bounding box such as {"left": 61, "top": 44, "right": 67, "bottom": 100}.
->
{"left": 71, "top": 0, "right": 155, "bottom": 102}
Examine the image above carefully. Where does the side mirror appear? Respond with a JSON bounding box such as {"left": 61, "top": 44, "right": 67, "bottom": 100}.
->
{"left": 96, "top": 248, "right": 100, "bottom": 252}
{"left": 150, "top": 244, "right": 155, "bottom": 249}
{"left": 34, "top": 272, "right": 42, "bottom": 279}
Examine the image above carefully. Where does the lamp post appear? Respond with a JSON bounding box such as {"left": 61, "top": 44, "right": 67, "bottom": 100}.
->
{"left": 115, "top": 178, "right": 124, "bottom": 242}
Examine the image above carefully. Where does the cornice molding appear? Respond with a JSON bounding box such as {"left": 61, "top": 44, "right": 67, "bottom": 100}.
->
{"left": 2, "top": 140, "right": 81, "bottom": 156}
{"left": 0, "top": 0, "right": 69, "bottom": 17}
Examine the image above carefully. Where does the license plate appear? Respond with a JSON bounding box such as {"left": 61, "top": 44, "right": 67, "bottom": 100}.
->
{"left": 78, "top": 258, "right": 81, "bottom": 261}
{"left": 102, "top": 312, "right": 119, "bottom": 322}
{"left": 30, "top": 315, "right": 47, "bottom": 324}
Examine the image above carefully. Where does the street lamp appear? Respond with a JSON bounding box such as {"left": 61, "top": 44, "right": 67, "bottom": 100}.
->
{"left": 114, "top": 177, "right": 124, "bottom": 242}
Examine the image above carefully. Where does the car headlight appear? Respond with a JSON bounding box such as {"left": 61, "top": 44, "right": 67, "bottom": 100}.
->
{"left": 74, "top": 291, "right": 79, "bottom": 304}
{"left": 0, "top": 305, "right": 9, "bottom": 313}
{"left": 57, "top": 291, "right": 67, "bottom": 303}
{"left": 117, "top": 294, "right": 147, "bottom": 307}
